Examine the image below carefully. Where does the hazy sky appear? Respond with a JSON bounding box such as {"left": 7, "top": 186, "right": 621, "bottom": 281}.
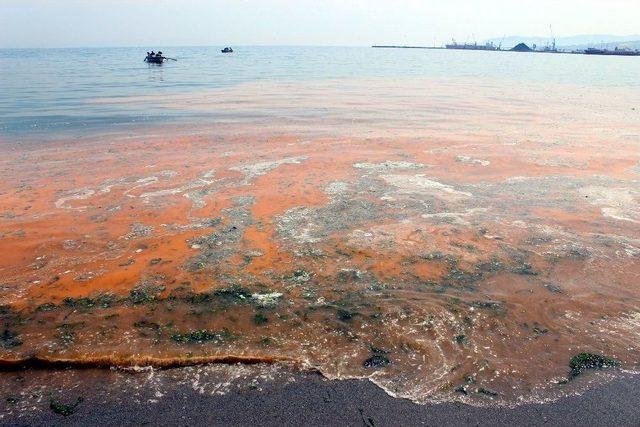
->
{"left": 1, "top": 0, "right": 639, "bottom": 48}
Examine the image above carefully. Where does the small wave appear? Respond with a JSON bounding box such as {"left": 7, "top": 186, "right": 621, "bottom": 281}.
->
{"left": 0, "top": 354, "right": 304, "bottom": 371}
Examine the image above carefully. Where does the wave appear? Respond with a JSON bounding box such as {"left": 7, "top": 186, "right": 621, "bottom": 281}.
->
{"left": 0, "top": 354, "right": 305, "bottom": 371}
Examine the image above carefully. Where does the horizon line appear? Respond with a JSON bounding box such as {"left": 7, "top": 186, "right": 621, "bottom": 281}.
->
{"left": 2, "top": 33, "right": 640, "bottom": 50}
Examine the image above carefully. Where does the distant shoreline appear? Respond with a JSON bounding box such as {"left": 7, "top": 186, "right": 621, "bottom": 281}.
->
{"left": 372, "top": 44, "right": 640, "bottom": 56}
{"left": 372, "top": 45, "right": 445, "bottom": 49}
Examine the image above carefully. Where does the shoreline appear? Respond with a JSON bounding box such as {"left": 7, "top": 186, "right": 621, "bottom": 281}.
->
{"left": 2, "top": 366, "right": 639, "bottom": 425}
{"left": 1, "top": 77, "right": 639, "bottom": 416}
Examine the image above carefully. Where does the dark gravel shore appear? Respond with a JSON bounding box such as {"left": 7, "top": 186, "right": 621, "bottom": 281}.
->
{"left": 3, "top": 367, "right": 639, "bottom": 426}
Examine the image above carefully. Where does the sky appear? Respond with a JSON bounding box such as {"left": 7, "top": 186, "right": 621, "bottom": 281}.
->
{"left": 1, "top": 0, "right": 639, "bottom": 48}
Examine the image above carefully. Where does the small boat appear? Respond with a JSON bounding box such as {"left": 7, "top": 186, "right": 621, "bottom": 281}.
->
{"left": 145, "top": 56, "right": 165, "bottom": 64}
{"left": 221, "top": 47, "right": 234, "bottom": 53}
{"left": 144, "top": 52, "right": 177, "bottom": 64}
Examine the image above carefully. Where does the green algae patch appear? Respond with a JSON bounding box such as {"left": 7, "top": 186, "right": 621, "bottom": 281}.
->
{"left": 289, "top": 269, "right": 312, "bottom": 283}
{"left": 170, "top": 329, "right": 232, "bottom": 344}
{"left": 128, "top": 288, "right": 157, "bottom": 305}
{"left": 212, "top": 285, "right": 252, "bottom": 303}
{"left": 454, "top": 334, "right": 468, "bottom": 346}
{"left": 511, "top": 262, "right": 538, "bottom": 276}
{"left": 128, "top": 278, "right": 167, "bottom": 305}
{"left": 532, "top": 326, "right": 549, "bottom": 336}
{"left": 454, "top": 374, "right": 477, "bottom": 395}
{"left": 63, "top": 294, "right": 116, "bottom": 310}
{"left": 442, "top": 266, "right": 483, "bottom": 288}
{"left": 253, "top": 312, "right": 269, "bottom": 325}
{"left": 477, "top": 387, "right": 499, "bottom": 397}
{"left": 363, "top": 354, "right": 391, "bottom": 368}
{"left": 336, "top": 308, "right": 359, "bottom": 322}
{"left": 33, "top": 294, "right": 117, "bottom": 313}
{"left": 134, "top": 320, "right": 161, "bottom": 330}
{"left": 36, "top": 302, "right": 57, "bottom": 312}
{"left": 470, "top": 300, "right": 505, "bottom": 316}
{"left": 363, "top": 346, "right": 391, "bottom": 369}
{"left": 1, "top": 329, "right": 22, "bottom": 349}
{"left": 569, "top": 353, "right": 619, "bottom": 379}
{"left": 50, "top": 397, "right": 83, "bottom": 416}
{"left": 184, "top": 292, "right": 214, "bottom": 305}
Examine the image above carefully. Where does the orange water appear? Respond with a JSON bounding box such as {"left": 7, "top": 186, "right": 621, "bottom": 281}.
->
{"left": 1, "top": 79, "right": 639, "bottom": 404}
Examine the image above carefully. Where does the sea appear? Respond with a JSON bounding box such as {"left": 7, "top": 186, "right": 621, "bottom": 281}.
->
{"left": 1, "top": 46, "right": 639, "bottom": 137}
{"left": 1, "top": 46, "right": 640, "bottom": 410}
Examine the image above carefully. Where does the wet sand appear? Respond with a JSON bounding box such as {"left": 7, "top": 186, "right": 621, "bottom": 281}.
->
{"left": 1, "top": 78, "right": 640, "bottom": 410}
{"left": 1, "top": 365, "right": 640, "bottom": 426}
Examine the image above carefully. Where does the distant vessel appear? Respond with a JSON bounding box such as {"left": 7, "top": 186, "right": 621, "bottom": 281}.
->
{"left": 540, "top": 25, "right": 558, "bottom": 53}
{"left": 445, "top": 40, "right": 499, "bottom": 51}
{"left": 583, "top": 47, "right": 640, "bottom": 56}
{"left": 221, "top": 47, "right": 234, "bottom": 53}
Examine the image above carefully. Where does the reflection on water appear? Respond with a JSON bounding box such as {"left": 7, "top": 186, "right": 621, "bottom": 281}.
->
{"left": 147, "top": 65, "right": 164, "bottom": 83}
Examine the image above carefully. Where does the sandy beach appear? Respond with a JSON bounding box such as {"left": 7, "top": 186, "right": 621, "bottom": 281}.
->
{"left": 2, "top": 364, "right": 640, "bottom": 426}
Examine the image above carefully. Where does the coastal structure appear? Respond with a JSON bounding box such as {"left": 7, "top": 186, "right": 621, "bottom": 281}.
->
{"left": 510, "top": 43, "right": 533, "bottom": 52}
{"left": 374, "top": 41, "right": 640, "bottom": 57}
{"left": 583, "top": 47, "right": 640, "bottom": 56}
{"left": 372, "top": 45, "right": 443, "bottom": 49}
{"left": 445, "top": 40, "right": 499, "bottom": 51}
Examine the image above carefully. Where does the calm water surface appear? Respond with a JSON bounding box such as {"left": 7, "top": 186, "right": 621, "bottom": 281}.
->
{"left": 1, "top": 46, "right": 639, "bottom": 136}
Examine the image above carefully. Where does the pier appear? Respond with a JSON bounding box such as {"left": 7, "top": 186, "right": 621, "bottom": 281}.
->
{"left": 372, "top": 44, "right": 639, "bottom": 56}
